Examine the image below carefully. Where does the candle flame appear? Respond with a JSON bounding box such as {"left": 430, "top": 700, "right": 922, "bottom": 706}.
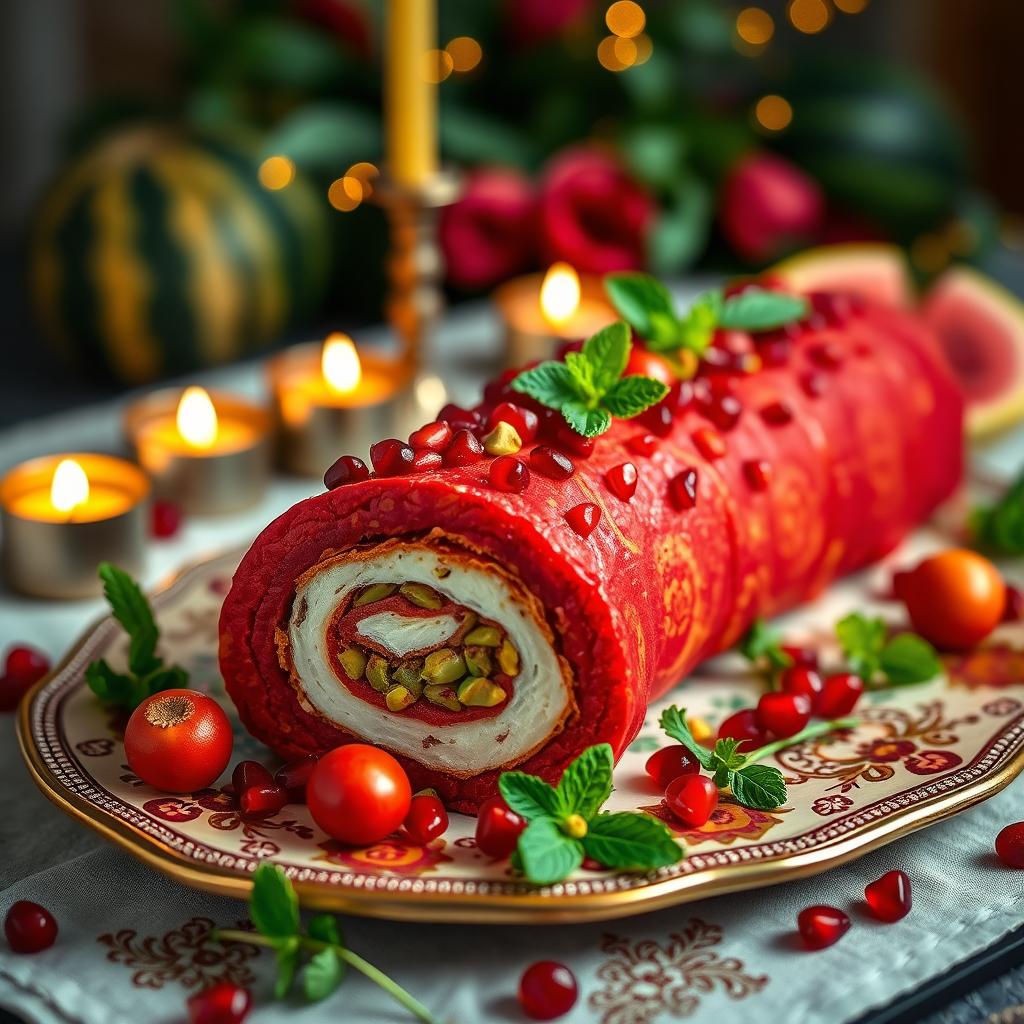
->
{"left": 51, "top": 458, "right": 89, "bottom": 513}
{"left": 176, "top": 387, "right": 218, "bottom": 449}
{"left": 540, "top": 263, "right": 581, "bottom": 327}
{"left": 322, "top": 333, "right": 362, "bottom": 394}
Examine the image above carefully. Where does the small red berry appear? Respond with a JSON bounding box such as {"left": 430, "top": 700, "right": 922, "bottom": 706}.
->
{"left": 475, "top": 795, "right": 526, "bottom": 859}
{"left": 864, "top": 869, "right": 912, "bottom": 922}
{"left": 781, "top": 645, "right": 818, "bottom": 669}
{"left": 995, "top": 822, "right": 1024, "bottom": 867}
{"left": 565, "top": 502, "right": 601, "bottom": 538}
{"left": 665, "top": 774, "right": 718, "bottom": 828}
{"left": 409, "top": 420, "right": 453, "bottom": 452}
{"left": 639, "top": 400, "right": 675, "bottom": 437}
{"left": 552, "top": 423, "right": 595, "bottom": 458}
{"left": 530, "top": 446, "right": 575, "bottom": 480}
{"left": 187, "top": 980, "right": 252, "bottom": 1024}
{"left": 626, "top": 433, "right": 658, "bottom": 457}
{"left": 718, "top": 708, "right": 767, "bottom": 752}
{"left": 743, "top": 459, "right": 772, "bottom": 491}
{"left": 4, "top": 900, "right": 57, "bottom": 954}
{"left": 489, "top": 456, "right": 530, "bottom": 494}
{"left": 692, "top": 427, "right": 726, "bottom": 461}
{"left": 5, "top": 646, "right": 50, "bottom": 687}
{"left": 809, "top": 291, "right": 853, "bottom": 326}
{"left": 489, "top": 402, "right": 538, "bottom": 444}
{"left": 438, "top": 404, "right": 481, "bottom": 431}
{"left": 780, "top": 667, "right": 823, "bottom": 711}
{"left": 240, "top": 783, "right": 289, "bottom": 819}
{"left": 645, "top": 744, "right": 701, "bottom": 788}
{"left": 797, "top": 905, "right": 850, "bottom": 949}
{"left": 667, "top": 380, "right": 695, "bottom": 413}
{"left": 756, "top": 692, "right": 812, "bottom": 738}
{"left": 760, "top": 400, "right": 794, "bottom": 426}
{"left": 605, "top": 462, "right": 638, "bottom": 501}
{"left": 443, "top": 429, "right": 484, "bottom": 467}
{"left": 324, "top": 454, "right": 371, "bottom": 490}
{"left": 412, "top": 450, "right": 443, "bottom": 470}
{"left": 151, "top": 500, "right": 183, "bottom": 539}
{"left": 274, "top": 755, "right": 318, "bottom": 802}
{"left": 817, "top": 673, "right": 864, "bottom": 718}
{"left": 404, "top": 793, "right": 449, "bottom": 845}
{"left": 669, "top": 468, "right": 699, "bottom": 511}
{"left": 705, "top": 391, "right": 742, "bottom": 431}
{"left": 370, "top": 439, "right": 415, "bottom": 476}
{"left": 231, "top": 760, "right": 274, "bottom": 795}
{"left": 518, "top": 961, "right": 578, "bottom": 1021}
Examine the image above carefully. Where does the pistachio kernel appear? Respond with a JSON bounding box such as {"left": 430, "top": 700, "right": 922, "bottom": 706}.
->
{"left": 457, "top": 677, "right": 507, "bottom": 707}
{"left": 393, "top": 658, "right": 424, "bottom": 688}
{"left": 461, "top": 611, "right": 478, "bottom": 634}
{"left": 422, "top": 648, "right": 466, "bottom": 685}
{"left": 688, "top": 715, "right": 714, "bottom": 744}
{"left": 424, "top": 684, "right": 462, "bottom": 711}
{"left": 399, "top": 582, "right": 443, "bottom": 610}
{"left": 497, "top": 639, "right": 520, "bottom": 677}
{"left": 415, "top": 787, "right": 441, "bottom": 799}
{"left": 482, "top": 421, "right": 523, "bottom": 456}
{"left": 354, "top": 583, "right": 397, "bottom": 607}
{"left": 385, "top": 684, "right": 420, "bottom": 712}
{"left": 366, "top": 654, "right": 391, "bottom": 692}
{"left": 464, "top": 625, "right": 502, "bottom": 647}
{"left": 561, "top": 813, "right": 588, "bottom": 839}
{"left": 464, "top": 646, "right": 492, "bottom": 677}
{"left": 338, "top": 647, "right": 367, "bottom": 681}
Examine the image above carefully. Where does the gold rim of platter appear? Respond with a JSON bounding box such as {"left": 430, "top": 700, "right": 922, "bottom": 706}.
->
{"left": 16, "top": 550, "right": 1024, "bottom": 925}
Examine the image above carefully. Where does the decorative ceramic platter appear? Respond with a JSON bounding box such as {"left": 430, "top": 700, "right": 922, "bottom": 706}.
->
{"left": 18, "top": 526, "right": 1024, "bottom": 924}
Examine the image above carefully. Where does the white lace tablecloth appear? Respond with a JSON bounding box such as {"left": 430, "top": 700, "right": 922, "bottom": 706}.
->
{"left": 2, "top": 297, "right": 1024, "bottom": 1024}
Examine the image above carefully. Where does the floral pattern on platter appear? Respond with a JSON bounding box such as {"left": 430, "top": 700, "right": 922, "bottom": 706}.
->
{"left": 588, "top": 920, "right": 768, "bottom": 1024}
{"left": 640, "top": 798, "right": 787, "bottom": 846}
{"left": 315, "top": 837, "right": 453, "bottom": 876}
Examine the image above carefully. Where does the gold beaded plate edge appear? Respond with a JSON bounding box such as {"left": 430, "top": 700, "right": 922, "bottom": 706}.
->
{"left": 17, "top": 524, "right": 1024, "bottom": 924}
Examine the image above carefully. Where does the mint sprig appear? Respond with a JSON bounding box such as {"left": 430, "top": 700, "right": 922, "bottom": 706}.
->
{"left": 85, "top": 562, "right": 188, "bottom": 710}
{"left": 739, "top": 618, "right": 794, "bottom": 672}
{"left": 499, "top": 743, "right": 683, "bottom": 885}
{"left": 213, "top": 864, "right": 437, "bottom": 1022}
{"left": 605, "top": 272, "right": 808, "bottom": 356}
{"left": 836, "top": 612, "right": 941, "bottom": 686}
{"left": 511, "top": 321, "right": 668, "bottom": 437}
{"left": 971, "top": 471, "right": 1024, "bottom": 555}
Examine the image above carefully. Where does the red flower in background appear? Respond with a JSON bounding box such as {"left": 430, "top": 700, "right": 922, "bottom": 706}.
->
{"left": 719, "top": 152, "right": 824, "bottom": 263}
{"left": 539, "top": 146, "right": 655, "bottom": 274}
{"left": 440, "top": 168, "right": 538, "bottom": 290}
{"left": 505, "top": 0, "right": 595, "bottom": 45}
{"left": 293, "top": 0, "right": 372, "bottom": 58}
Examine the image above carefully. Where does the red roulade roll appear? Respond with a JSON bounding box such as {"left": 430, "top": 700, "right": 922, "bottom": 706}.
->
{"left": 219, "top": 295, "right": 962, "bottom": 813}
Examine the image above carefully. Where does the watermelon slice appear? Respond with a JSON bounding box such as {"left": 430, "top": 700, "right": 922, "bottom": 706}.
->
{"left": 772, "top": 243, "right": 914, "bottom": 308}
{"left": 923, "top": 267, "right": 1024, "bottom": 438}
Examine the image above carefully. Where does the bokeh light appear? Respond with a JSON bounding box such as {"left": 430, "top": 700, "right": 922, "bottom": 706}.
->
{"left": 614, "top": 35, "right": 638, "bottom": 67}
{"left": 834, "top": 0, "right": 869, "bottom": 12}
{"left": 345, "top": 161, "right": 379, "bottom": 199}
{"left": 754, "top": 94, "right": 793, "bottom": 132}
{"left": 258, "top": 155, "right": 295, "bottom": 191}
{"left": 328, "top": 176, "right": 363, "bottom": 212}
{"left": 788, "top": 0, "right": 831, "bottom": 34}
{"left": 597, "top": 35, "right": 627, "bottom": 72}
{"left": 736, "top": 7, "right": 774, "bottom": 46}
{"left": 446, "top": 36, "right": 482, "bottom": 73}
{"left": 606, "top": 1, "right": 645, "bottom": 38}
{"left": 633, "top": 33, "right": 653, "bottom": 65}
{"left": 424, "top": 48, "right": 454, "bottom": 83}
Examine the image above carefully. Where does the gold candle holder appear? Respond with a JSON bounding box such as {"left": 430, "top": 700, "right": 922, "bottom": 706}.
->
{"left": 124, "top": 387, "right": 271, "bottom": 515}
{"left": 0, "top": 453, "right": 149, "bottom": 599}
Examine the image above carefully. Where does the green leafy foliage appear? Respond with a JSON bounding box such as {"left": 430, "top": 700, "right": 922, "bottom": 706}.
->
{"left": 739, "top": 619, "right": 794, "bottom": 671}
{"left": 836, "top": 612, "right": 940, "bottom": 685}
{"left": 971, "top": 471, "right": 1024, "bottom": 555}
{"left": 583, "top": 812, "right": 683, "bottom": 869}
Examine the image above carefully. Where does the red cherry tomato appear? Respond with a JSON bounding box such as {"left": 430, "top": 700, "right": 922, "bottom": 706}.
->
{"left": 307, "top": 744, "right": 411, "bottom": 845}
{"left": 899, "top": 549, "right": 1006, "bottom": 650}
{"left": 475, "top": 795, "right": 526, "bottom": 859}
{"left": 124, "top": 690, "right": 232, "bottom": 794}
{"left": 625, "top": 347, "right": 677, "bottom": 387}
{"left": 665, "top": 774, "right": 718, "bottom": 828}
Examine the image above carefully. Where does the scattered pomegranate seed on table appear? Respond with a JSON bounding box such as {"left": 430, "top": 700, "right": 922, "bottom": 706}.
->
{"left": 151, "top": 500, "right": 183, "bottom": 539}
{"left": 564, "top": 502, "right": 601, "bottom": 538}
{"left": 817, "top": 673, "right": 864, "bottom": 718}
{"left": 370, "top": 439, "right": 415, "bottom": 477}
{"left": 718, "top": 708, "right": 767, "bottom": 752}
{"left": 518, "top": 961, "right": 578, "bottom": 1021}
{"left": 231, "top": 760, "right": 274, "bottom": 794}
{"left": 489, "top": 455, "right": 530, "bottom": 494}
{"left": 474, "top": 795, "right": 526, "bottom": 859}
{"left": 797, "top": 905, "right": 850, "bottom": 950}
{"left": 0, "top": 645, "right": 51, "bottom": 711}
{"left": 781, "top": 644, "right": 818, "bottom": 669}
{"left": 530, "top": 446, "right": 575, "bottom": 480}
{"left": 645, "top": 744, "right": 701, "bottom": 788}
{"left": 187, "top": 980, "right": 252, "bottom": 1024}
{"left": 240, "top": 783, "right": 289, "bottom": 819}
{"left": 665, "top": 774, "right": 718, "bottom": 828}
{"left": 605, "top": 462, "right": 638, "bottom": 501}
{"left": 404, "top": 792, "right": 449, "bottom": 845}
{"left": 443, "top": 429, "right": 485, "bottom": 467}
{"left": 780, "top": 667, "right": 824, "bottom": 711}
{"left": 995, "top": 822, "right": 1024, "bottom": 867}
{"left": 864, "top": 870, "right": 912, "bottom": 921}
{"left": 756, "top": 692, "right": 812, "bottom": 739}
{"left": 324, "top": 454, "right": 370, "bottom": 490}
{"left": 274, "top": 755, "right": 318, "bottom": 802}
{"left": 4, "top": 900, "right": 57, "bottom": 953}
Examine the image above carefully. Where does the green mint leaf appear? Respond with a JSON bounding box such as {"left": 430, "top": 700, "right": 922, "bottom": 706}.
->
{"left": 250, "top": 863, "right": 300, "bottom": 940}
{"left": 556, "top": 743, "right": 613, "bottom": 820}
{"left": 98, "top": 563, "right": 160, "bottom": 677}
{"left": 672, "top": 291, "right": 722, "bottom": 355}
{"left": 879, "top": 632, "right": 941, "bottom": 685}
{"left": 739, "top": 619, "right": 793, "bottom": 670}
{"left": 712, "top": 738, "right": 745, "bottom": 771}
{"left": 85, "top": 660, "right": 135, "bottom": 706}
{"left": 602, "top": 375, "right": 669, "bottom": 418}
{"left": 511, "top": 361, "right": 581, "bottom": 409}
{"left": 729, "top": 763, "right": 787, "bottom": 810}
{"left": 516, "top": 817, "right": 584, "bottom": 885}
{"left": 582, "top": 321, "right": 631, "bottom": 394}
{"left": 649, "top": 311, "right": 682, "bottom": 351}
{"left": 658, "top": 706, "right": 716, "bottom": 770}
{"left": 302, "top": 946, "right": 345, "bottom": 1002}
{"left": 836, "top": 612, "right": 887, "bottom": 681}
{"left": 307, "top": 914, "right": 344, "bottom": 947}
{"left": 718, "top": 289, "right": 808, "bottom": 330}
{"left": 972, "top": 472, "right": 1024, "bottom": 555}
{"left": 561, "top": 401, "right": 612, "bottom": 438}
{"left": 273, "top": 937, "right": 300, "bottom": 999}
{"left": 714, "top": 764, "right": 733, "bottom": 789}
{"left": 583, "top": 812, "right": 683, "bottom": 870}
{"left": 499, "top": 772, "right": 565, "bottom": 822}
{"left": 564, "top": 351, "right": 598, "bottom": 401}
{"left": 605, "top": 273, "right": 676, "bottom": 340}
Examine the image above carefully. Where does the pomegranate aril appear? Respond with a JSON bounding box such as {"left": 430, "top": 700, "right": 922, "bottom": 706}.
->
{"left": 489, "top": 402, "right": 539, "bottom": 443}
{"left": 801, "top": 371, "right": 826, "bottom": 398}
{"left": 781, "top": 644, "right": 818, "bottom": 669}
{"left": 324, "top": 454, "right": 371, "bottom": 490}
{"left": 438, "top": 403, "right": 481, "bottom": 431}
{"left": 760, "top": 400, "right": 793, "bottom": 426}
{"left": 404, "top": 793, "right": 449, "bottom": 845}
{"left": 412, "top": 449, "right": 443, "bottom": 470}
{"left": 797, "top": 905, "right": 850, "bottom": 950}
{"left": 692, "top": 426, "right": 726, "bottom": 461}
{"left": 530, "top": 446, "right": 575, "bottom": 480}
{"left": 5, "top": 646, "right": 50, "bottom": 686}
{"left": 409, "top": 420, "right": 453, "bottom": 452}
{"left": 743, "top": 459, "right": 771, "bottom": 491}
{"left": 605, "top": 462, "right": 638, "bottom": 501}
{"left": 565, "top": 502, "right": 601, "bottom": 538}
{"left": 627, "top": 433, "right": 659, "bottom": 457}
{"left": 718, "top": 708, "right": 767, "bottom": 752}
{"left": 665, "top": 773, "right": 718, "bottom": 828}
{"left": 864, "top": 869, "right": 912, "bottom": 922}
{"left": 151, "top": 500, "right": 183, "bottom": 539}
{"left": 443, "top": 429, "right": 484, "bottom": 467}
{"left": 240, "top": 783, "right": 288, "bottom": 819}
{"left": 639, "top": 400, "right": 675, "bottom": 437}
{"left": 475, "top": 795, "right": 526, "bottom": 859}
{"left": 705, "top": 391, "right": 742, "bottom": 431}
{"left": 668, "top": 380, "right": 695, "bottom": 413}
{"left": 807, "top": 340, "right": 844, "bottom": 370}
{"left": 995, "top": 822, "right": 1024, "bottom": 867}
{"left": 809, "top": 291, "right": 853, "bottom": 326}
{"left": 518, "top": 961, "right": 578, "bottom": 1021}
{"left": 1003, "top": 585, "right": 1024, "bottom": 622}
{"left": 489, "top": 455, "right": 530, "bottom": 494}
{"left": 758, "top": 337, "right": 792, "bottom": 367}
{"left": 552, "top": 423, "right": 595, "bottom": 458}
{"left": 369, "top": 439, "right": 415, "bottom": 476}
{"left": 187, "top": 981, "right": 252, "bottom": 1024}
{"left": 274, "top": 754, "right": 318, "bottom": 801}
{"left": 756, "top": 692, "right": 812, "bottom": 739}
{"left": 669, "top": 468, "right": 699, "bottom": 511}
{"left": 4, "top": 900, "right": 57, "bottom": 954}
{"left": 817, "top": 673, "right": 864, "bottom": 718}
{"left": 780, "top": 667, "right": 823, "bottom": 710}
{"left": 645, "top": 744, "right": 701, "bottom": 788}
{"left": 231, "top": 759, "right": 273, "bottom": 795}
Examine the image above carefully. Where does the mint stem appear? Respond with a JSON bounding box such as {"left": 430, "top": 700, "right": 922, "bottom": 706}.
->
{"left": 741, "top": 717, "right": 859, "bottom": 767}
{"left": 212, "top": 929, "right": 438, "bottom": 1024}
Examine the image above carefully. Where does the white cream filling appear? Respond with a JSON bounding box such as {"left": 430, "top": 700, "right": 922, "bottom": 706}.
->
{"left": 355, "top": 611, "right": 460, "bottom": 657}
{"left": 288, "top": 545, "right": 569, "bottom": 774}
